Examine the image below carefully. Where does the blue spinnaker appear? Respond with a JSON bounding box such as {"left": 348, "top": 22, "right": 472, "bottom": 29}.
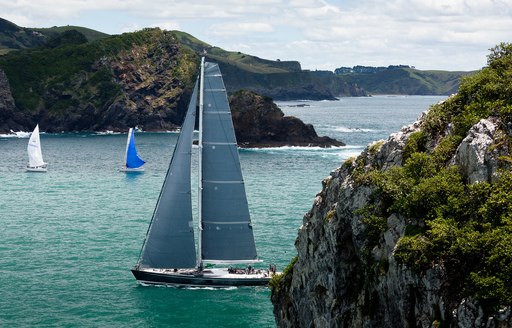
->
{"left": 126, "top": 129, "right": 145, "bottom": 168}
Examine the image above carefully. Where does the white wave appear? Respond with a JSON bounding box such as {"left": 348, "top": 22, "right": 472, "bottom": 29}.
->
{"left": 341, "top": 145, "right": 365, "bottom": 149}
{"left": 94, "top": 130, "right": 121, "bottom": 135}
{"left": 0, "top": 130, "right": 31, "bottom": 138}
{"left": 186, "top": 286, "right": 238, "bottom": 291}
{"left": 242, "top": 145, "right": 366, "bottom": 160}
{"left": 243, "top": 145, "right": 346, "bottom": 152}
{"left": 341, "top": 150, "right": 365, "bottom": 159}
{"left": 334, "top": 126, "right": 377, "bottom": 133}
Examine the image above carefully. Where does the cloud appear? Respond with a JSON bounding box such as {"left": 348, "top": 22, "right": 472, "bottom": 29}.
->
{"left": 2, "top": 0, "right": 511, "bottom": 70}
{"left": 209, "top": 22, "right": 274, "bottom": 37}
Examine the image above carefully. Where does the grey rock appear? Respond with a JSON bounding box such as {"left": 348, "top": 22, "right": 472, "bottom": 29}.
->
{"left": 271, "top": 107, "right": 512, "bottom": 327}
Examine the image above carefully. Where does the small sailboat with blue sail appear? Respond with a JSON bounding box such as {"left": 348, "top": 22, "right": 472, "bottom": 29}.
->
{"left": 26, "top": 124, "right": 48, "bottom": 172}
{"left": 131, "top": 58, "right": 277, "bottom": 287}
{"left": 120, "top": 128, "right": 145, "bottom": 172}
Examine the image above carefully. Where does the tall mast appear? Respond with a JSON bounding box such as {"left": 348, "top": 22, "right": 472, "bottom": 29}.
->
{"left": 197, "top": 57, "right": 205, "bottom": 269}
{"left": 123, "top": 128, "right": 132, "bottom": 167}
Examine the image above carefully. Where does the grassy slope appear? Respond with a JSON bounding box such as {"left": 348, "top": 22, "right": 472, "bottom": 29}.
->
{"left": 31, "top": 26, "right": 109, "bottom": 42}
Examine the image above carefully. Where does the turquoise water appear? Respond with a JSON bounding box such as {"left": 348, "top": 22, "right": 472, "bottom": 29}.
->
{"left": 0, "top": 96, "right": 445, "bottom": 327}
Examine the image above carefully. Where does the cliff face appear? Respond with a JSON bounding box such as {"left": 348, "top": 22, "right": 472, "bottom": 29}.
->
{"left": 271, "top": 43, "right": 512, "bottom": 327}
{"left": 0, "top": 29, "right": 344, "bottom": 147}
{"left": 100, "top": 34, "right": 195, "bottom": 132}
{"left": 0, "top": 69, "right": 26, "bottom": 132}
{"left": 272, "top": 109, "right": 512, "bottom": 327}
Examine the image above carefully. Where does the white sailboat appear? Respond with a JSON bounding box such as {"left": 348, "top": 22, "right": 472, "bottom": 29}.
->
{"left": 131, "top": 58, "right": 277, "bottom": 287}
{"left": 26, "top": 124, "right": 48, "bottom": 172}
{"left": 120, "top": 128, "right": 145, "bottom": 172}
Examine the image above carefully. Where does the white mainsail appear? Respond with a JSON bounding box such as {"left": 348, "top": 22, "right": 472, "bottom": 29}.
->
{"left": 27, "top": 124, "right": 46, "bottom": 168}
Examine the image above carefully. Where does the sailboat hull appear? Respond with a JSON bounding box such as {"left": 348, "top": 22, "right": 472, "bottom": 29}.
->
{"left": 119, "top": 166, "right": 145, "bottom": 173}
{"left": 26, "top": 164, "right": 48, "bottom": 172}
{"left": 131, "top": 268, "right": 272, "bottom": 287}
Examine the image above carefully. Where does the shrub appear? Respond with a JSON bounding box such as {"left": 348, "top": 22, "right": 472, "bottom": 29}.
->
{"left": 403, "top": 131, "right": 427, "bottom": 162}
{"left": 269, "top": 256, "right": 297, "bottom": 292}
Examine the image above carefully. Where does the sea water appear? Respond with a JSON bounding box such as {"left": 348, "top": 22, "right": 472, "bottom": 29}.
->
{"left": 0, "top": 95, "right": 446, "bottom": 327}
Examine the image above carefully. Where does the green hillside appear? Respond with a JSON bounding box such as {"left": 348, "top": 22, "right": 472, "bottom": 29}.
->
{"left": 173, "top": 31, "right": 301, "bottom": 74}
{"left": 338, "top": 66, "right": 474, "bottom": 95}
{"left": 32, "top": 25, "right": 109, "bottom": 42}
{"left": 0, "top": 17, "right": 108, "bottom": 55}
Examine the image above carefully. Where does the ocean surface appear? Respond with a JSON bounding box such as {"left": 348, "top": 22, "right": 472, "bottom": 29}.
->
{"left": 0, "top": 95, "right": 446, "bottom": 327}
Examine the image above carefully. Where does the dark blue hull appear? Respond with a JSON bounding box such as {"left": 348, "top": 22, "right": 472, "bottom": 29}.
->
{"left": 131, "top": 268, "right": 271, "bottom": 287}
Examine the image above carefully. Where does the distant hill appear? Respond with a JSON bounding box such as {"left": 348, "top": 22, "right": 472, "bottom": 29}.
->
{"left": 173, "top": 31, "right": 365, "bottom": 100}
{"left": 0, "top": 17, "right": 108, "bottom": 55}
{"left": 335, "top": 65, "right": 475, "bottom": 95}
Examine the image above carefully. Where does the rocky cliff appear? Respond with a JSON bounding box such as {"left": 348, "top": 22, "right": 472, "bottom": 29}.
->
{"left": 271, "top": 44, "right": 512, "bottom": 327}
{"left": 0, "top": 69, "right": 25, "bottom": 132}
{"left": 230, "top": 90, "right": 344, "bottom": 148}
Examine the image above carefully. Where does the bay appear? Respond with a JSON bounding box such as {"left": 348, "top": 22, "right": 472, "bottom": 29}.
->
{"left": 0, "top": 95, "right": 445, "bottom": 327}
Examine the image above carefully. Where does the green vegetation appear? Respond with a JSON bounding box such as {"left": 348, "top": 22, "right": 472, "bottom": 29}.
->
{"left": 269, "top": 256, "right": 298, "bottom": 292}
{"left": 2, "top": 31, "right": 118, "bottom": 112}
{"left": 356, "top": 205, "right": 387, "bottom": 246}
{"left": 365, "top": 43, "right": 512, "bottom": 312}
{"left": 424, "top": 43, "right": 512, "bottom": 139}
{"left": 324, "top": 208, "right": 337, "bottom": 223}
{"left": 402, "top": 131, "right": 427, "bottom": 161}
{"left": 173, "top": 30, "right": 300, "bottom": 74}
{"left": 32, "top": 25, "right": 109, "bottom": 42}
{"left": 368, "top": 140, "right": 385, "bottom": 155}
{"left": 0, "top": 18, "right": 108, "bottom": 53}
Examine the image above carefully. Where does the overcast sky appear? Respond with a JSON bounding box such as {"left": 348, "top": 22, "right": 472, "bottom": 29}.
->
{"left": 3, "top": 0, "right": 511, "bottom": 71}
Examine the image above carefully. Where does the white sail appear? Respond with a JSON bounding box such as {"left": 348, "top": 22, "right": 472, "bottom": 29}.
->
{"left": 27, "top": 125, "right": 46, "bottom": 168}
